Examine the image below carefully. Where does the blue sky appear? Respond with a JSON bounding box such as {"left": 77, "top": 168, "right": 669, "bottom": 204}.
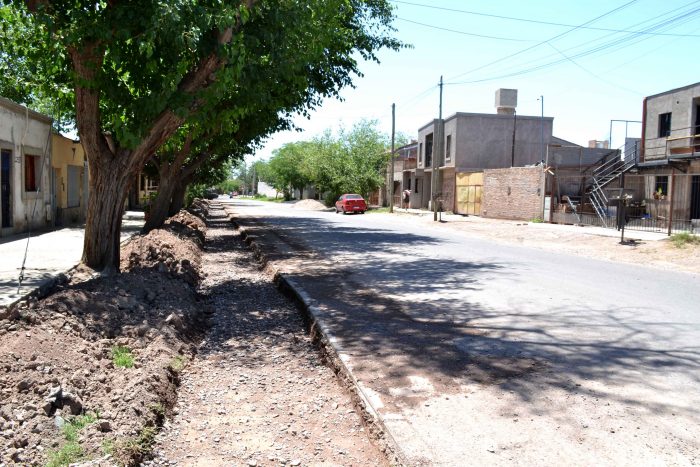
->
{"left": 253, "top": 0, "right": 700, "bottom": 161}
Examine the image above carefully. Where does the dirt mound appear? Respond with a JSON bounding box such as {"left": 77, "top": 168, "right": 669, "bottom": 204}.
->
{"left": 0, "top": 209, "right": 208, "bottom": 466}
{"left": 121, "top": 210, "right": 205, "bottom": 285}
{"left": 291, "top": 199, "right": 329, "bottom": 211}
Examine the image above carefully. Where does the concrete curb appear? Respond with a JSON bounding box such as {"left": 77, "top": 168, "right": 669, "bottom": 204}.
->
{"left": 229, "top": 215, "right": 409, "bottom": 467}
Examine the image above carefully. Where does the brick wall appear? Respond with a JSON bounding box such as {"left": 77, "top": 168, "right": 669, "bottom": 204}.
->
{"left": 481, "top": 167, "right": 543, "bottom": 220}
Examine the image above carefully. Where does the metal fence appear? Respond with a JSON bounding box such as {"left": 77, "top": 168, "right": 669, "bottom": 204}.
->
{"left": 549, "top": 172, "right": 700, "bottom": 235}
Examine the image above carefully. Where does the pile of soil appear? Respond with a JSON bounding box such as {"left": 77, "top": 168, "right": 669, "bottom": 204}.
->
{"left": 290, "top": 199, "right": 329, "bottom": 211}
{"left": 0, "top": 209, "right": 207, "bottom": 466}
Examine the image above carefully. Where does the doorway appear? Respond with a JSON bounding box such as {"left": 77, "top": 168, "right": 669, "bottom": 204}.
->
{"left": 691, "top": 175, "right": 700, "bottom": 220}
{"left": 1, "top": 149, "right": 11, "bottom": 228}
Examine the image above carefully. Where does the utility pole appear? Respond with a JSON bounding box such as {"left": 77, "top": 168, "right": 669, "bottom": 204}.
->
{"left": 539, "top": 95, "right": 544, "bottom": 163}
{"left": 510, "top": 108, "right": 517, "bottom": 167}
{"left": 433, "top": 76, "right": 444, "bottom": 222}
{"left": 389, "top": 103, "right": 396, "bottom": 213}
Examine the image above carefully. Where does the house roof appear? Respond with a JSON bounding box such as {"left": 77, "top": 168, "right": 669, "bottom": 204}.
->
{"left": 0, "top": 96, "right": 53, "bottom": 124}
{"left": 645, "top": 81, "right": 700, "bottom": 100}
{"left": 551, "top": 136, "right": 580, "bottom": 147}
{"left": 418, "top": 111, "right": 553, "bottom": 133}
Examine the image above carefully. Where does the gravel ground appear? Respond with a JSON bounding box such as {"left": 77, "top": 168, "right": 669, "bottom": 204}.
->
{"left": 151, "top": 204, "right": 387, "bottom": 467}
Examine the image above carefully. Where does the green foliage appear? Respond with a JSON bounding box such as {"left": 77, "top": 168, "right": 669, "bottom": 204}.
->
{"left": 114, "top": 426, "right": 158, "bottom": 464}
{"left": 46, "top": 412, "right": 100, "bottom": 466}
{"left": 670, "top": 232, "right": 700, "bottom": 248}
{"left": 169, "top": 355, "right": 186, "bottom": 373}
{"left": 62, "top": 413, "right": 98, "bottom": 442}
{"left": 268, "top": 120, "right": 391, "bottom": 203}
{"left": 101, "top": 438, "right": 115, "bottom": 456}
{"left": 217, "top": 179, "right": 243, "bottom": 195}
{"left": 185, "top": 183, "right": 209, "bottom": 207}
{"left": 529, "top": 217, "right": 544, "bottom": 223}
{"left": 111, "top": 346, "right": 134, "bottom": 369}
{"left": 366, "top": 207, "right": 391, "bottom": 214}
{"left": 46, "top": 442, "right": 84, "bottom": 467}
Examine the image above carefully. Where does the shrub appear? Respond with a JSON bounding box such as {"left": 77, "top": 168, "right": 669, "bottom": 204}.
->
{"left": 112, "top": 346, "right": 135, "bottom": 368}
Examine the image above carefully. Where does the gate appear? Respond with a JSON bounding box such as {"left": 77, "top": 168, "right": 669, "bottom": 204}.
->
{"left": 456, "top": 172, "right": 483, "bottom": 215}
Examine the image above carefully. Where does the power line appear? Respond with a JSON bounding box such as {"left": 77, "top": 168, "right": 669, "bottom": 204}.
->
{"left": 395, "top": 17, "right": 532, "bottom": 42}
{"left": 392, "top": 0, "right": 700, "bottom": 38}
{"left": 445, "top": 0, "right": 640, "bottom": 83}
{"left": 445, "top": 1, "right": 700, "bottom": 85}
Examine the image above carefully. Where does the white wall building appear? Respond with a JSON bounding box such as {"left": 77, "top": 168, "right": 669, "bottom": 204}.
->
{"left": 0, "top": 96, "right": 53, "bottom": 236}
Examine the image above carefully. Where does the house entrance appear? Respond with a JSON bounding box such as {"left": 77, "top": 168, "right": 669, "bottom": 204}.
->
{"left": 1, "top": 149, "right": 11, "bottom": 228}
{"left": 691, "top": 175, "right": 700, "bottom": 220}
{"left": 456, "top": 172, "right": 483, "bottom": 215}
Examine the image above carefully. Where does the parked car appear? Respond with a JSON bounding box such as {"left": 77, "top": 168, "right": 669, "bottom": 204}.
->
{"left": 335, "top": 194, "right": 367, "bottom": 214}
{"left": 204, "top": 189, "right": 218, "bottom": 200}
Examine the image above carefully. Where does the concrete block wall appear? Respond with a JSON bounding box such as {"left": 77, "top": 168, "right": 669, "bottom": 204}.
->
{"left": 481, "top": 166, "right": 543, "bottom": 220}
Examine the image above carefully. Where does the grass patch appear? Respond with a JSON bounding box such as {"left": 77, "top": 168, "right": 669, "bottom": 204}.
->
{"left": 529, "top": 217, "right": 544, "bottom": 223}
{"left": 62, "top": 412, "right": 98, "bottom": 442}
{"left": 671, "top": 232, "right": 700, "bottom": 248}
{"left": 149, "top": 403, "right": 165, "bottom": 416}
{"left": 367, "top": 207, "right": 390, "bottom": 214}
{"left": 168, "top": 355, "right": 186, "bottom": 373}
{"left": 114, "top": 426, "right": 158, "bottom": 464}
{"left": 252, "top": 194, "right": 284, "bottom": 202}
{"left": 101, "top": 438, "right": 114, "bottom": 456}
{"left": 46, "top": 442, "right": 84, "bottom": 467}
{"left": 111, "top": 346, "right": 135, "bottom": 368}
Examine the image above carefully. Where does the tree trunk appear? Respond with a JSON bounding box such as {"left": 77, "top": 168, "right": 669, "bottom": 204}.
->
{"left": 169, "top": 181, "right": 188, "bottom": 216}
{"left": 81, "top": 154, "right": 135, "bottom": 272}
{"left": 143, "top": 171, "right": 176, "bottom": 233}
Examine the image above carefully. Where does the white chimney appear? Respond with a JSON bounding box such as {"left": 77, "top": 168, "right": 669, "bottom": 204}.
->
{"left": 495, "top": 88, "right": 517, "bottom": 115}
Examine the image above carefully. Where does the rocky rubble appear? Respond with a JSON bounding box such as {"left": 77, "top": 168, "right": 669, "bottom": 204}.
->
{"left": 0, "top": 208, "right": 208, "bottom": 466}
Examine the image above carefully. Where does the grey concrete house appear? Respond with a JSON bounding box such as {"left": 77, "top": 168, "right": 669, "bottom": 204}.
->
{"left": 629, "top": 82, "right": 700, "bottom": 226}
{"left": 404, "top": 89, "right": 554, "bottom": 214}
{"left": 0, "top": 96, "right": 53, "bottom": 237}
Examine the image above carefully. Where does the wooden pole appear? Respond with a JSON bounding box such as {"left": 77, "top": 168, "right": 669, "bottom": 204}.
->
{"left": 389, "top": 103, "right": 395, "bottom": 213}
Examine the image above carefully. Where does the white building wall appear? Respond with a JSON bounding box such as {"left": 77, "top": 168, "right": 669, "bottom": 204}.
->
{"left": 0, "top": 97, "right": 53, "bottom": 236}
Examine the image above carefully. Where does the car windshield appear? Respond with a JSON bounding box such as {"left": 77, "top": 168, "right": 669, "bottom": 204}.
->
{"left": 346, "top": 194, "right": 363, "bottom": 200}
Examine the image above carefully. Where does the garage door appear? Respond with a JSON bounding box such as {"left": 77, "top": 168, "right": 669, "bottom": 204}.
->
{"left": 456, "top": 172, "right": 483, "bottom": 215}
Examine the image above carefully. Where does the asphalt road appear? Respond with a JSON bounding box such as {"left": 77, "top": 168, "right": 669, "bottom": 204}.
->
{"left": 224, "top": 198, "right": 700, "bottom": 466}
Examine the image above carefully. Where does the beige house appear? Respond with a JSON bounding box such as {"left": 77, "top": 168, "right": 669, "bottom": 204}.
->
{"left": 51, "top": 134, "right": 88, "bottom": 225}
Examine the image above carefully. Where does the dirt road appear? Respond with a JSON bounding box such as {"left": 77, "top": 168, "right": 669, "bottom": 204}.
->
{"left": 150, "top": 204, "right": 387, "bottom": 466}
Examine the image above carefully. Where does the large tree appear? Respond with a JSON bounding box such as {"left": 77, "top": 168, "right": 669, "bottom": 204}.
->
{"left": 2, "top": 0, "right": 401, "bottom": 272}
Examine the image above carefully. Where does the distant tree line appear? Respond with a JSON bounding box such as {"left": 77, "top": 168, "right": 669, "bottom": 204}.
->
{"left": 254, "top": 120, "right": 407, "bottom": 204}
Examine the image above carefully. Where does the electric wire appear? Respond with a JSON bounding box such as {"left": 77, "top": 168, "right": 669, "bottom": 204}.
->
{"left": 395, "top": 17, "right": 532, "bottom": 42}
{"left": 392, "top": 0, "right": 700, "bottom": 38}
{"left": 445, "top": 3, "right": 700, "bottom": 86}
{"left": 444, "top": 0, "right": 640, "bottom": 83}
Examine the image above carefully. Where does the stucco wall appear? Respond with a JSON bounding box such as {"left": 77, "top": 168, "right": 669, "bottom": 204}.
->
{"left": 51, "top": 134, "right": 87, "bottom": 224}
{"left": 0, "top": 98, "right": 53, "bottom": 236}
{"left": 644, "top": 83, "right": 700, "bottom": 161}
{"left": 417, "top": 112, "right": 553, "bottom": 172}
{"left": 481, "top": 166, "right": 543, "bottom": 221}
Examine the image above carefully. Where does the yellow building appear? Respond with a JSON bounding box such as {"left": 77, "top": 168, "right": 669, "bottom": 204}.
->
{"left": 51, "top": 134, "right": 88, "bottom": 225}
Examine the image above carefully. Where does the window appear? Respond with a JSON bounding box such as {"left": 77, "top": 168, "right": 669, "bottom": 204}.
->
{"left": 655, "top": 175, "right": 668, "bottom": 196}
{"left": 445, "top": 135, "right": 452, "bottom": 163}
{"left": 24, "top": 154, "right": 40, "bottom": 192}
{"left": 407, "top": 178, "right": 411, "bottom": 190}
{"left": 419, "top": 143, "right": 423, "bottom": 164}
{"left": 658, "top": 113, "right": 672, "bottom": 138}
{"left": 425, "top": 133, "right": 433, "bottom": 167}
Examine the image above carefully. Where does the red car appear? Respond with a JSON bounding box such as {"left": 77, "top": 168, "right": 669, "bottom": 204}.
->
{"left": 335, "top": 194, "right": 367, "bottom": 214}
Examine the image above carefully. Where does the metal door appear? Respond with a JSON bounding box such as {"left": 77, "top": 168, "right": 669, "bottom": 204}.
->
{"left": 1, "top": 149, "right": 11, "bottom": 228}
{"left": 456, "top": 172, "right": 483, "bottom": 215}
{"left": 691, "top": 175, "right": 700, "bottom": 220}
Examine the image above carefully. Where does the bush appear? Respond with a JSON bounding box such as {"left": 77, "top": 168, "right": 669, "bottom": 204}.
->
{"left": 670, "top": 232, "right": 700, "bottom": 248}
